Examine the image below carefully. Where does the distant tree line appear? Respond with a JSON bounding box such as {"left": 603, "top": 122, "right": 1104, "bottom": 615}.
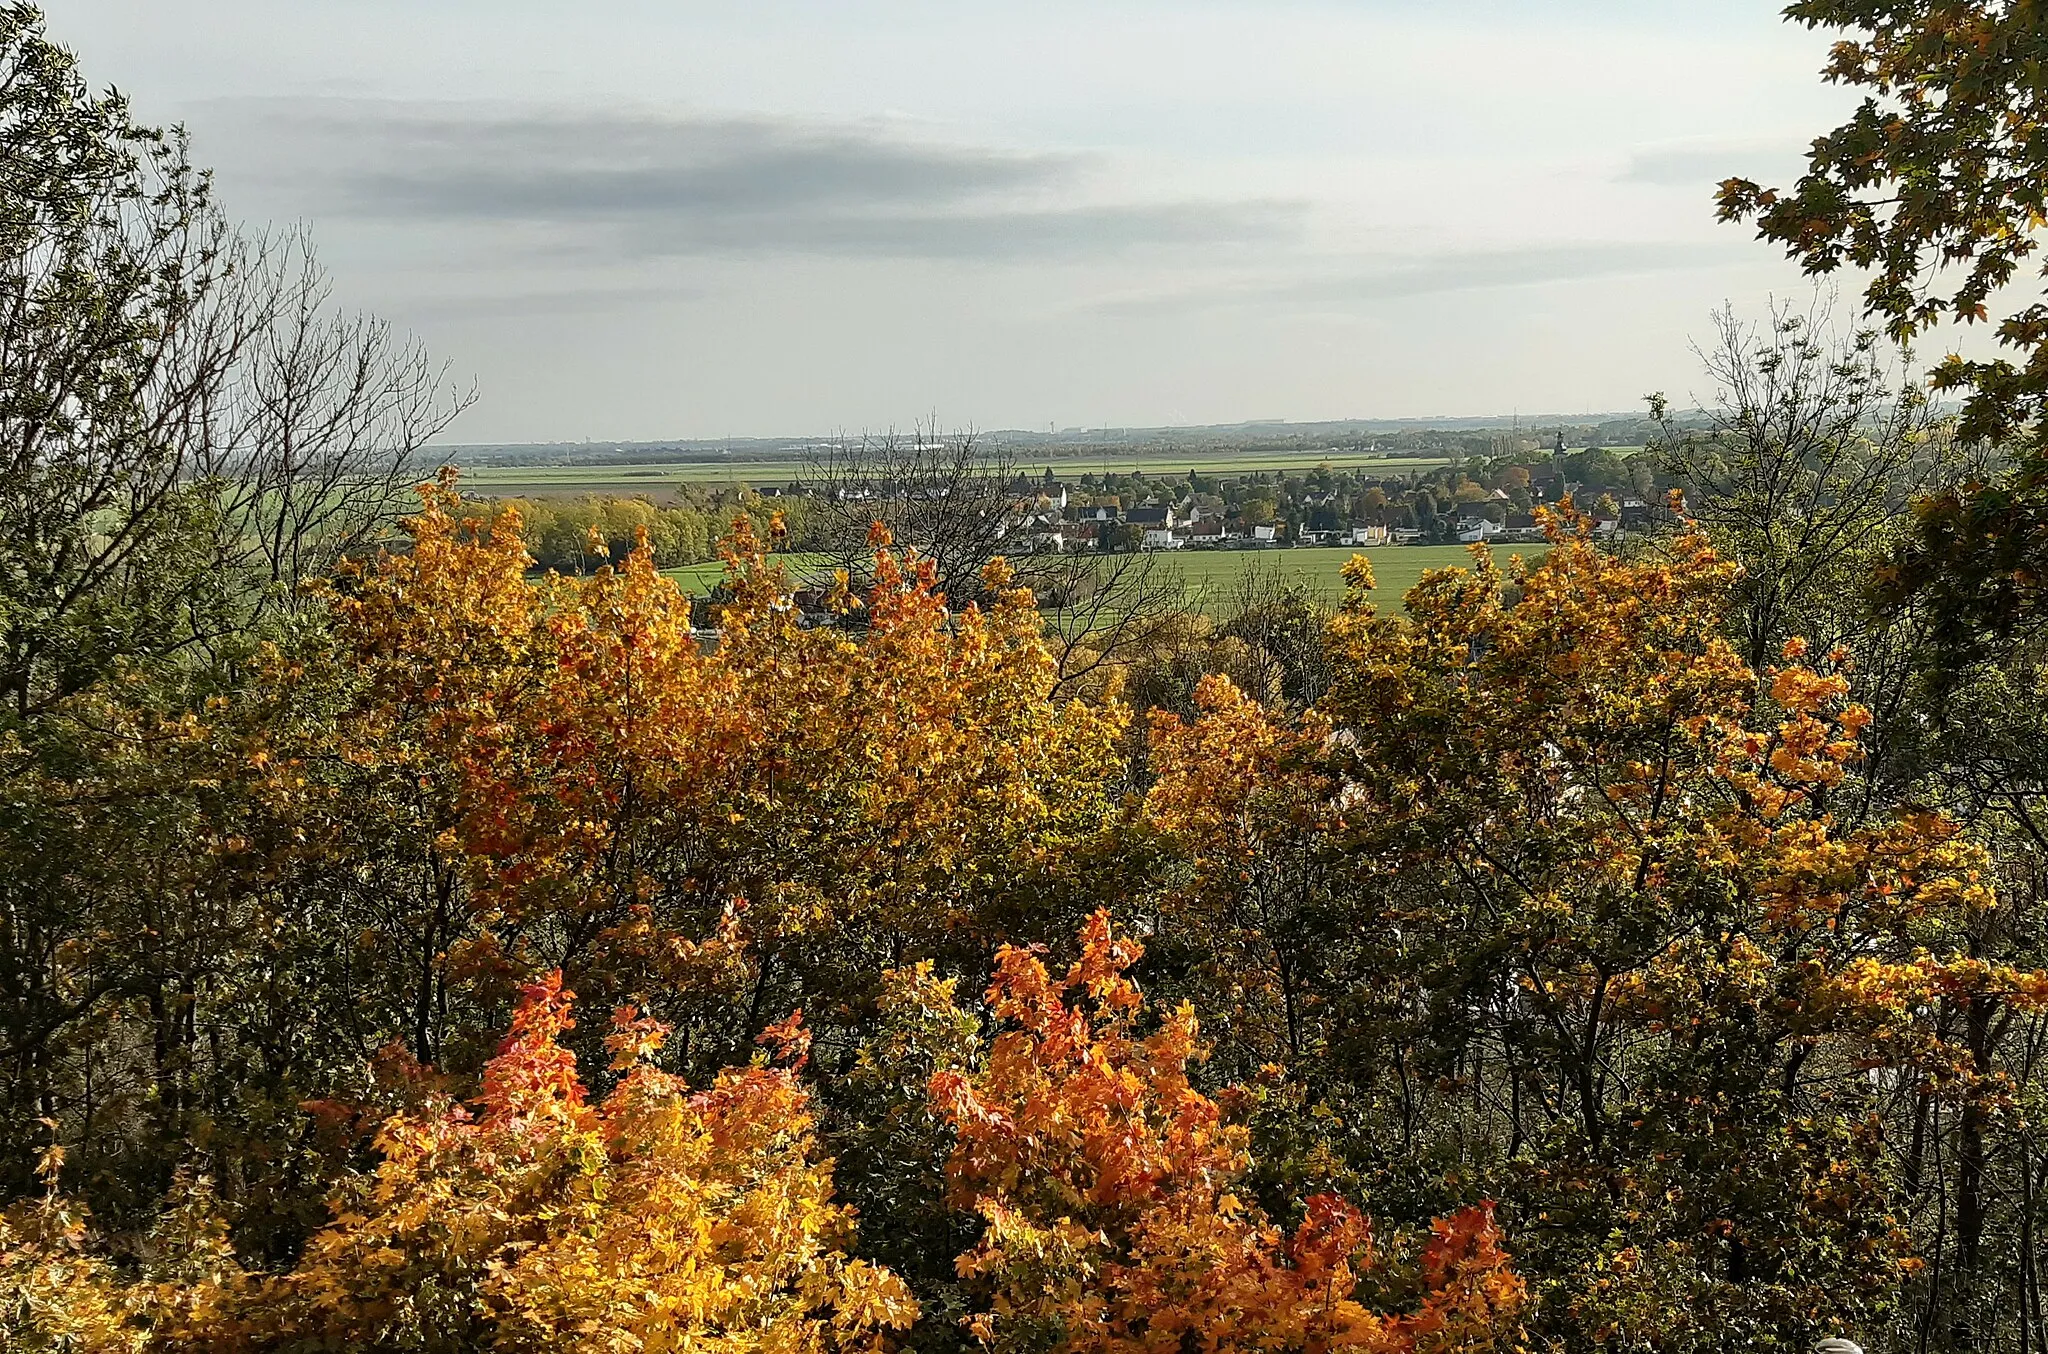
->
{"left": 494, "top": 489, "right": 821, "bottom": 573}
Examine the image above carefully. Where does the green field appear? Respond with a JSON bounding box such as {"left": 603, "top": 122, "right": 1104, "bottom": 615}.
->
{"left": 468, "top": 462, "right": 810, "bottom": 495}
{"left": 661, "top": 543, "right": 1531, "bottom": 614}
{"left": 1154, "top": 544, "right": 1531, "bottom": 609}
{"left": 661, "top": 554, "right": 827, "bottom": 594}
{"left": 459, "top": 450, "right": 1460, "bottom": 498}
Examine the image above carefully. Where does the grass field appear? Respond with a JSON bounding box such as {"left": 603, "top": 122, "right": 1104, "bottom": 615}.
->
{"left": 660, "top": 543, "right": 1531, "bottom": 614}
{"left": 661, "top": 555, "right": 827, "bottom": 594}
{"left": 1155, "top": 543, "right": 1536, "bottom": 609}
{"left": 459, "top": 450, "right": 1462, "bottom": 497}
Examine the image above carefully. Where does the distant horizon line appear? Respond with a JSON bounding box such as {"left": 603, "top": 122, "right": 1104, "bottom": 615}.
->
{"left": 430, "top": 409, "right": 1673, "bottom": 455}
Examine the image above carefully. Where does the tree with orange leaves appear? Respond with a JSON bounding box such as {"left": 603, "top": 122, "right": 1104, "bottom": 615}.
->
{"left": 273, "top": 475, "right": 1124, "bottom": 1082}
{"left": 930, "top": 910, "right": 1523, "bottom": 1354}
{"left": 1141, "top": 504, "right": 2048, "bottom": 1352}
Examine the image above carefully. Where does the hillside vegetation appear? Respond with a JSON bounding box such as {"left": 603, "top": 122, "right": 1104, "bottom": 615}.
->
{"left": 8, "top": 4, "right": 2048, "bottom": 1354}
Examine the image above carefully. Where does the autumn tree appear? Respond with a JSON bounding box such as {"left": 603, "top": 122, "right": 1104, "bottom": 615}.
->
{"left": 0, "top": 1139, "right": 149, "bottom": 1352}
{"left": 1718, "top": 0, "right": 2048, "bottom": 447}
{"left": 293, "top": 481, "right": 1127, "bottom": 1091}
{"left": 931, "top": 911, "right": 1524, "bottom": 1354}
{"left": 1141, "top": 509, "right": 2048, "bottom": 1352}
{"left": 1717, "top": 1, "right": 2048, "bottom": 645}
{"left": 3, "top": 976, "right": 918, "bottom": 1352}
{"left": 1713, "top": 11, "right": 2048, "bottom": 1341}
{"left": 0, "top": 1, "right": 463, "bottom": 1224}
{"left": 1145, "top": 671, "right": 1336, "bottom": 1073}
{"left": 236, "top": 975, "right": 916, "bottom": 1351}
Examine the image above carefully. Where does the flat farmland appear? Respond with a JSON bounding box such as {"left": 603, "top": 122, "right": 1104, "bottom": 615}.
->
{"left": 1013, "top": 450, "right": 1458, "bottom": 479}
{"left": 460, "top": 463, "right": 767, "bottom": 496}
{"left": 660, "top": 543, "right": 1537, "bottom": 616}
{"left": 1155, "top": 543, "right": 1536, "bottom": 609}
{"left": 456, "top": 450, "right": 1459, "bottom": 498}
{"left": 661, "top": 555, "right": 827, "bottom": 594}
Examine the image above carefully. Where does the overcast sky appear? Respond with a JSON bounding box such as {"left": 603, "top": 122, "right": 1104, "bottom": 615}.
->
{"left": 53, "top": 1, "right": 1862, "bottom": 442}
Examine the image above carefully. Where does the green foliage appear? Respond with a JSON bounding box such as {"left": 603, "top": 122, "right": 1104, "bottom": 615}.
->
{"left": 500, "top": 491, "right": 820, "bottom": 575}
{"left": 1718, "top": 2, "right": 2048, "bottom": 653}
{"left": 0, "top": 2, "right": 228, "bottom": 719}
{"left": 830, "top": 963, "right": 983, "bottom": 1352}
{"left": 1719, "top": 0, "right": 2048, "bottom": 448}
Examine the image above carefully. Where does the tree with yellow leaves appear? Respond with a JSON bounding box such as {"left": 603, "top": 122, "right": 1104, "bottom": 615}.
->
{"left": 234, "top": 972, "right": 916, "bottom": 1351}
{"left": 278, "top": 474, "right": 1125, "bottom": 1083}
{"left": 1142, "top": 505, "right": 2047, "bottom": 1352}
{"left": 1, "top": 1139, "right": 146, "bottom": 1353}
{"left": 5, "top": 976, "right": 917, "bottom": 1353}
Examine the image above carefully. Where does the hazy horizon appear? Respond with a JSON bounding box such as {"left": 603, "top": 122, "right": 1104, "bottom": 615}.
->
{"left": 59, "top": 1, "right": 1863, "bottom": 443}
{"left": 437, "top": 409, "right": 1663, "bottom": 456}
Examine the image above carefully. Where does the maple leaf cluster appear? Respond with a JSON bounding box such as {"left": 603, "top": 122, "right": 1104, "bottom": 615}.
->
{"left": 931, "top": 910, "right": 1523, "bottom": 1354}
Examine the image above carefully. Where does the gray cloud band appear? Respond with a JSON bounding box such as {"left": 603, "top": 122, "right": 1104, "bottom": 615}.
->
{"left": 1617, "top": 141, "right": 1806, "bottom": 188}
{"left": 202, "top": 98, "right": 1302, "bottom": 261}
{"left": 1090, "top": 241, "right": 1749, "bottom": 315}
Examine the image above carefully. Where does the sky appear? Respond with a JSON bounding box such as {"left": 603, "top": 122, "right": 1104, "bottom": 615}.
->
{"left": 53, "top": 0, "right": 1868, "bottom": 443}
